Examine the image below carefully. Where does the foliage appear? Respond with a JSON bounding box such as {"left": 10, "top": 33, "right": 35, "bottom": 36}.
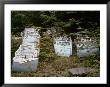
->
{"left": 39, "top": 32, "right": 56, "bottom": 62}
{"left": 82, "top": 55, "right": 100, "bottom": 68}
{"left": 11, "top": 11, "right": 100, "bottom": 37}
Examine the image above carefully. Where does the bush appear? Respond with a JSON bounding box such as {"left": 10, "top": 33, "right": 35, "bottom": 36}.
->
{"left": 39, "top": 33, "right": 56, "bottom": 62}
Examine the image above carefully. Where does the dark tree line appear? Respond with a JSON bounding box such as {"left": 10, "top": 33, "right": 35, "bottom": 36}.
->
{"left": 11, "top": 11, "right": 100, "bottom": 36}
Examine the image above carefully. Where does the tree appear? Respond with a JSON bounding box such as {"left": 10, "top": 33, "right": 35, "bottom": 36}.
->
{"left": 11, "top": 11, "right": 100, "bottom": 36}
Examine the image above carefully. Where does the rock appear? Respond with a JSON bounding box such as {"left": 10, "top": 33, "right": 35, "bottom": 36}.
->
{"left": 53, "top": 36, "right": 72, "bottom": 57}
{"left": 75, "top": 32, "right": 100, "bottom": 58}
{"left": 12, "top": 28, "right": 40, "bottom": 71}
{"left": 12, "top": 59, "right": 38, "bottom": 72}
{"left": 68, "top": 67, "right": 91, "bottom": 75}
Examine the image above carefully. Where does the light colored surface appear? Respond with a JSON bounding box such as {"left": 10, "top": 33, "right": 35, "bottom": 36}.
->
{"left": 12, "top": 59, "right": 38, "bottom": 71}
{"left": 77, "top": 47, "right": 99, "bottom": 57}
{"left": 54, "top": 36, "right": 72, "bottom": 57}
{"left": 12, "top": 28, "right": 40, "bottom": 71}
{"left": 75, "top": 34, "right": 100, "bottom": 57}
{"left": 68, "top": 67, "right": 91, "bottom": 75}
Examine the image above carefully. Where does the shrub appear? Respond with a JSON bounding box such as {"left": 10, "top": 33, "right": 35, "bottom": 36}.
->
{"left": 39, "top": 33, "right": 56, "bottom": 62}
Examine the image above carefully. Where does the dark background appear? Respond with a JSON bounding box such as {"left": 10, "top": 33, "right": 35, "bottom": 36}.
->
{"left": 0, "top": 0, "right": 109, "bottom": 87}
{"left": 0, "top": 0, "right": 109, "bottom": 4}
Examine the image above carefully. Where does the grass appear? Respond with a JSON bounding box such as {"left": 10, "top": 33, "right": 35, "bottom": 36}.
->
{"left": 11, "top": 33, "right": 100, "bottom": 77}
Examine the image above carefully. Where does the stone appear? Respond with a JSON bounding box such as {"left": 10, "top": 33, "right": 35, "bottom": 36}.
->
{"left": 12, "top": 28, "right": 40, "bottom": 72}
{"left": 12, "top": 59, "right": 38, "bottom": 71}
{"left": 75, "top": 32, "right": 100, "bottom": 58}
{"left": 53, "top": 36, "right": 72, "bottom": 57}
{"left": 68, "top": 67, "right": 91, "bottom": 75}
{"left": 77, "top": 47, "right": 100, "bottom": 58}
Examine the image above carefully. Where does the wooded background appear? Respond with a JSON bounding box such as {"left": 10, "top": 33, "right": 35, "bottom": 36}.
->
{"left": 11, "top": 11, "right": 100, "bottom": 37}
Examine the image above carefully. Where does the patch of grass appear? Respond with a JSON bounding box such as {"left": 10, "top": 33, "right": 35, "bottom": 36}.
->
{"left": 52, "top": 56, "right": 80, "bottom": 71}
